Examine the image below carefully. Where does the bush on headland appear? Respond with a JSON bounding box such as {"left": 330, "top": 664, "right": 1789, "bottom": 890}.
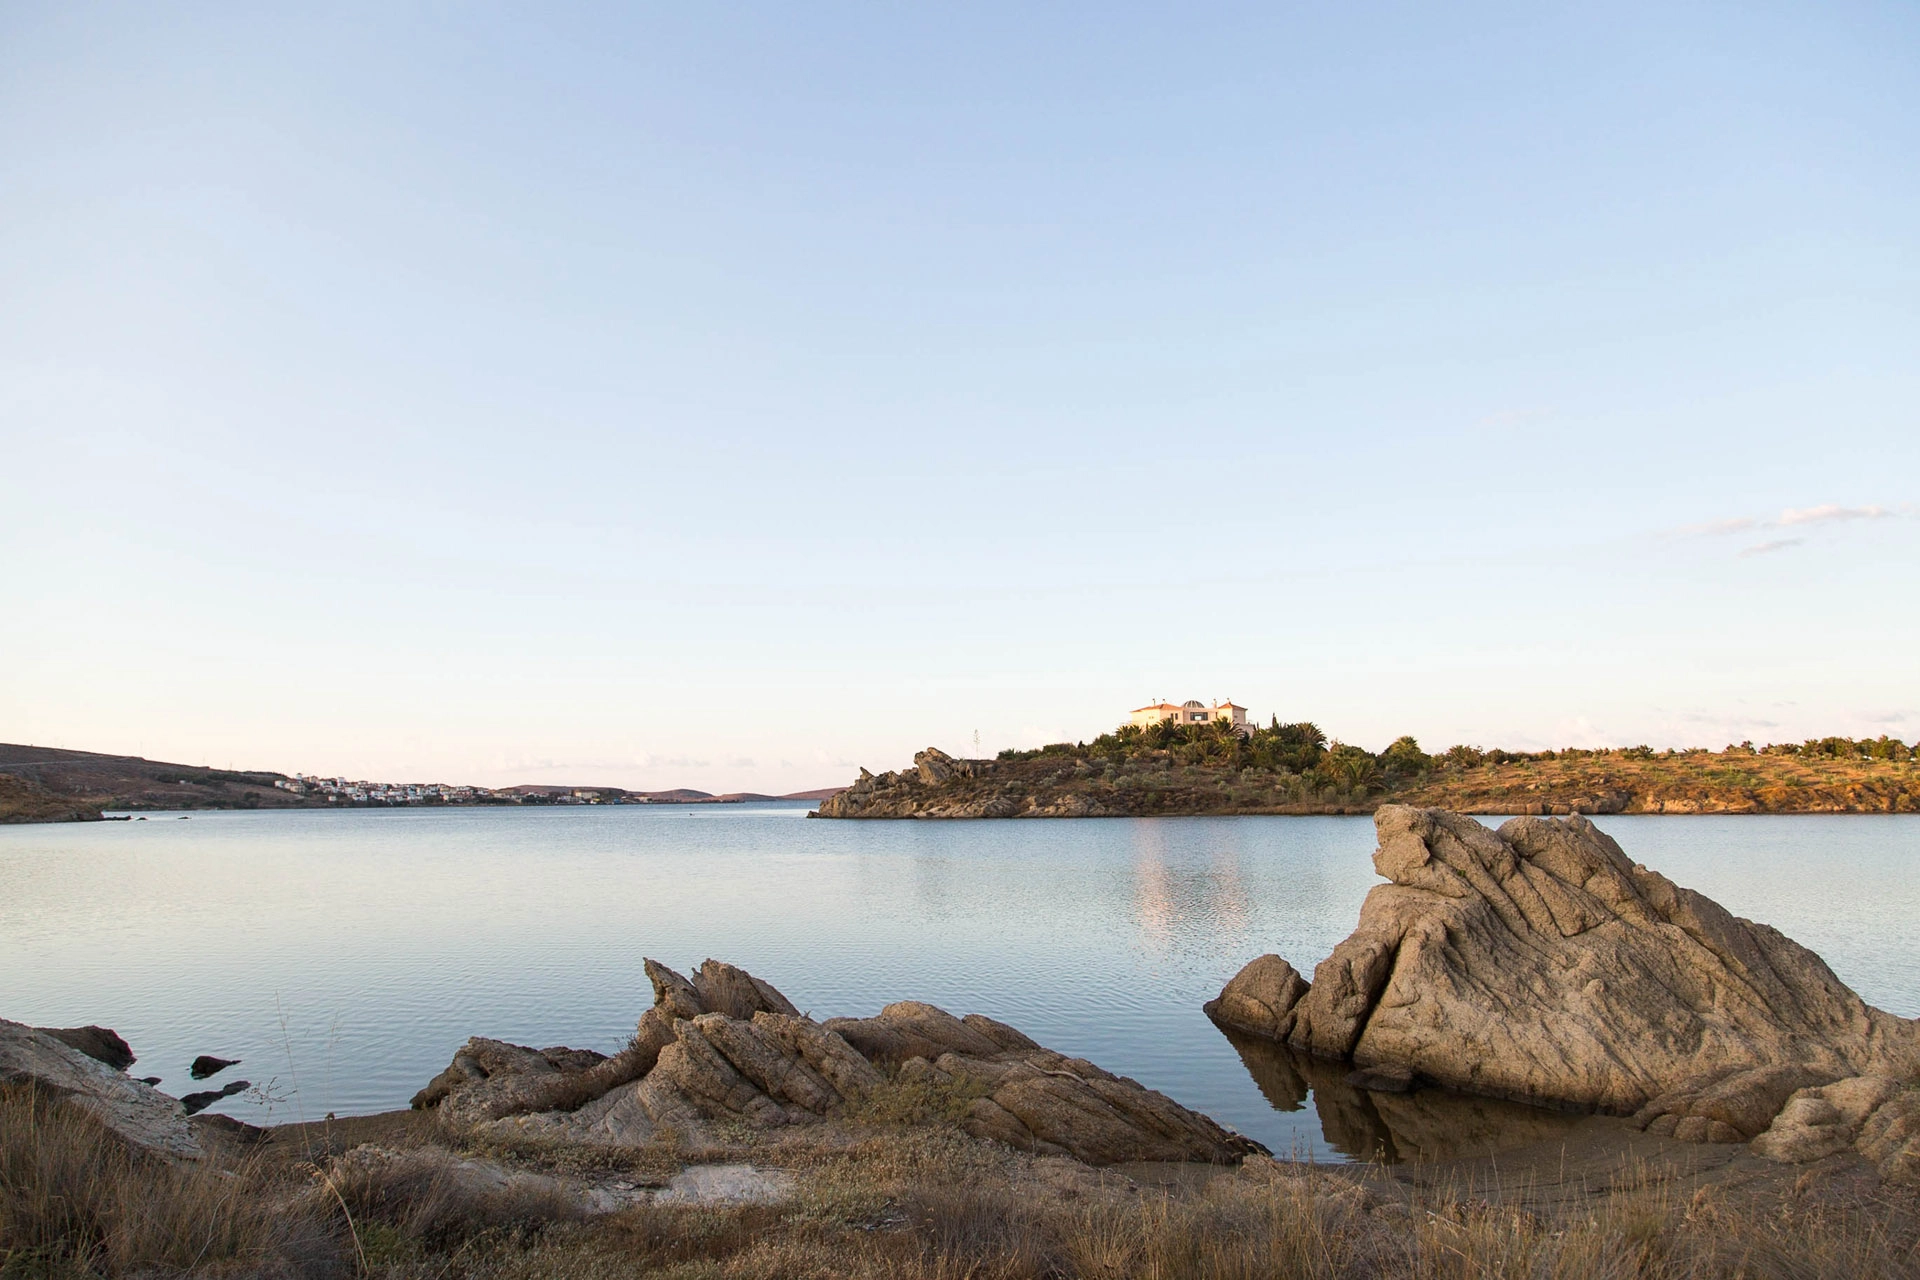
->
{"left": 999, "top": 721, "right": 1917, "bottom": 776}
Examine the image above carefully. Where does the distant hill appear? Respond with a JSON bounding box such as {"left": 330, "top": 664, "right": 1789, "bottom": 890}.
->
{"left": 0, "top": 743, "right": 845, "bottom": 821}
{"left": 0, "top": 744, "right": 298, "bottom": 817}
{"left": 705, "top": 789, "right": 849, "bottom": 802}
{"left": 496, "top": 784, "right": 720, "bottom": 802}
{"left": 777, "top": 787, "right": 849, "bottom": 801}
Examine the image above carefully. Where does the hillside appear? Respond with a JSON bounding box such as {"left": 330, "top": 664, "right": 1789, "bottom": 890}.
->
{"left": 0, "top": 773, "right": 104, "bottom": 824}
{"left": 0, "top": 745, "right": 302, "bottom": 815}
{"left": 0, "top": 744, "right": 843, "bottom": 819}
{"left": 814, "top": 723, "right": 1920, "bottom": 818}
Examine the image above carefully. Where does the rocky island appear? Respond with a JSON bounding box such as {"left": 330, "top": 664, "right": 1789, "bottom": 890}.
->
{"left": 814, "top": 724, "right": 1920, "bottom": 818}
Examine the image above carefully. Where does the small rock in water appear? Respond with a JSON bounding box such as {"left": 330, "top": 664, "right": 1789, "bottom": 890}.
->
{"left": 190, "top": 1054, "right": 240, "bottom": 1080}
{"left": 137, "top": 1076, "right": 162, "bottom": 1086}
{"left": 180, "top": 1079, "right": 250, "bottom": 1115}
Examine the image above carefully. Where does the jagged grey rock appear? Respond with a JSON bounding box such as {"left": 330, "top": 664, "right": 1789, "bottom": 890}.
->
{"left": 1207, "top": 806, "right": 1920, "bottom": 1148}
{"left": 415, "top": 959, "right": 1260, "bottom": 1166}
{"left": 0, "top": 1018, "right": 199, "bottom": 1158}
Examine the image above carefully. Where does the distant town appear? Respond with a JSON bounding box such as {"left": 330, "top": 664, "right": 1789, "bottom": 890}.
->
{"left": 271, "top": 775, "right": 837, "bottom": 806}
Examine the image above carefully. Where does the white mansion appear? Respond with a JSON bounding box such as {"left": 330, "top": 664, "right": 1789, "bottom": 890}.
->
{"left": 1128, "top": 699, "right": 1250, "bottom": 735}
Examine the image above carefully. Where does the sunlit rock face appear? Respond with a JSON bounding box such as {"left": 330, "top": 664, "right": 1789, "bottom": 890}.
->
{"left": 414, "top": 958, "right": 1264, "bottom": 1167}
{"left": 1209, "top": 806, "right": 1920, "bottom": 1149}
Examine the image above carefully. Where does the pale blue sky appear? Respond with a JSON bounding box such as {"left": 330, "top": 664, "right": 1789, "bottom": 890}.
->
{"left": 3, "top": 3, "right": 1917, "bottom": 792}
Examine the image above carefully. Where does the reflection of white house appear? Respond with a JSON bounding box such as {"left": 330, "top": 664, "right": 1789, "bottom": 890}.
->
{"left": 1128, "top": 699, "right": 1249, "bottom": 734}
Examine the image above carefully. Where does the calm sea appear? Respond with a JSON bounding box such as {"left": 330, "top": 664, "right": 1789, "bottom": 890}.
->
{"left": 3, "top": 806, "right": 1916, "bottom": 1162}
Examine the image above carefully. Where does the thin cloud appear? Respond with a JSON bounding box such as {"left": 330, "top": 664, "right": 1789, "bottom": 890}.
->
{"left": 1670, "top": 501, "right": 1911, "bottom": 554}
{"left": 1776, "top": 503, "right": 1895, "bottom": 527}
{"left": 1674, "top": 516, "right": 1758, "bottom": 538}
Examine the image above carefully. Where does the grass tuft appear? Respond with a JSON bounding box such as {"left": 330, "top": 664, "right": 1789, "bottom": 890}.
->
{"left": 0, "top": 1081, "right": 336, "bottom": 1278}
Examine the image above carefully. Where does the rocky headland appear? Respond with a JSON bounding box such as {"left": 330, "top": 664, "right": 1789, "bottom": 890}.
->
{"left": 815, "top": 735, "right": 1920, "bottom": 819}
{"left": 1208, "top": 805, "right": 1920, "bottom": 1182}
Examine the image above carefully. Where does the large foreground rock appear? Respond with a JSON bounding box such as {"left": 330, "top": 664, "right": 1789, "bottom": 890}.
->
{"left": 0, "top": 1018, "right": 199, "bottom": 1158}
{"left": 416, "top": 960, "right": 1261, "bottom": 1166}
{"left": 1207, "top": 806, "right": 1920, "bottom": 1150}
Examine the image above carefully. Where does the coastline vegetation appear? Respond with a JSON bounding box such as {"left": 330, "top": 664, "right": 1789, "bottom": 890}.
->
{"left": 980, "top": 722, "right": 1920, "bottom": 815}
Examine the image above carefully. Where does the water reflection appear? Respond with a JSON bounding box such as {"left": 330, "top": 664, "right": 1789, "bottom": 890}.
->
{"left": 1125, "top": 820, "right": 1253, "bottom": 959}
{"left": 1217, "top": 1025, "right": 1580, "bottom": 1163}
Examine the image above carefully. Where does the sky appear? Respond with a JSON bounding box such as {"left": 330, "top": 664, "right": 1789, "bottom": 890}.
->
{"left": 2, "top": 3, "right": 1917, "bottom": 793}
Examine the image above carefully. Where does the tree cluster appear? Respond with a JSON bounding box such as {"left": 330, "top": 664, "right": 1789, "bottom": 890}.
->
{"left": 997, "top": 719, "right": 1436, "bottom": 796}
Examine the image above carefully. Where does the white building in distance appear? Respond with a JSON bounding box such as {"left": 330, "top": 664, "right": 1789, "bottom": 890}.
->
{"left": 1128, "top": 699, "right": 1249, "bottom": 735}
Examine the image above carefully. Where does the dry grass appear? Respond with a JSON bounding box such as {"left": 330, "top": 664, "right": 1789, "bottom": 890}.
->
{"left": 0, "top": 1082, "right": 336, "bottom": 1277}
{"left": 441, "top": 1156, "right": 1920, "bottom": 1280}
{"left": 5, "top": 1089, "right": 1917, "bottom": 1278}
{"left": 847, "top": 1066, "right": 994, "bottom": 1127}
{"left": 314, "top": 1145, "right": 586, "bottom": 1266}
{"left": 452, "top": 1126, "right": 685, "bottom": 1186}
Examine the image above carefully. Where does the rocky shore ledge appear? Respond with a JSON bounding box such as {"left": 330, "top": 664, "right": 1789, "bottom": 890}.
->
{"left": 412, "top": 958, "right": 1262, "bottom": 1167}
{"left": 1209, "top": 805, "right": 1920, "bottom": 1182}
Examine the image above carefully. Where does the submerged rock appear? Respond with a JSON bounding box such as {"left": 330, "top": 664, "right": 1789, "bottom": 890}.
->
{"left": 179, "top": 1079, "right": 250, "bottom": 1115}
{"left": 190, "top": 1054, "right": 240, "bottom": 1080}
{"left": 1207, "top": 806, "right": 1920, "bottom": 1152}
{"left": 0, "top": 1019, "right": 199, "bottom": 1158}
{"left": 415, "top": 959, "right": 1262, "bottom": 1166}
